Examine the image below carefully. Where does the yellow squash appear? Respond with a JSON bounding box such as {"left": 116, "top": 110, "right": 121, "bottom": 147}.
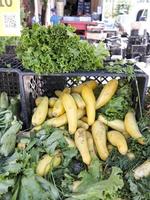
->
{"left": 45, "top": 113, "right": 67, "bottom": 127}
{"left": 32, "top": 96, "right": 48, "bottom": 126}
{"left": 62, "top": 93, "right": 77, "bottom": 134}
{"left": 77, "top": 109, "right": 86, "bottom": 119}
{"left": 92, "top": 121, "right": 109, "bottom": 161}
{"left": 124, "top": 111, "right": 145, "bottom": 144}
{"left": 86, "top": 131, "right": 97, "bottom": 158}
{"left": 77, "top": 120, "right": 89, "bottom": 130}
{"left": 31, "top": 125, "right": 42, "bottom": 132}
{"left": 36, "top": 154, "right": 52, "bottom": 176}
{"left": 107, "top": 130, "right": 128, "bottom": 155}
{"left": 35, "top": 96, "right": 43, "bottom": 106}
{"left": 44, "top": 153, "right": 61, "bottom": 176}
{"left": 71, "top": 93, "right": 86, "bottom": 109}
{"left": 81, "top": 85, "right": 96, "bottom": 125}
{"left": 98, "top": 114, "right": 129, "bottom": 138}
{"left": 49, "top": 97, "right": 58, "bottom": 107}
{"left": 96, "top": 79, "right": 118, "bottom": 109}
{"left": 54, "top": 88, "right": 71, "bottom": 98}
{"left": 52, "top": 150, "right": 62, "bottom": 168}
{"left": 52, "top": 99, "right": 65, "bottom": 117}
{"left": 133, "top": 160, "right": 150, "bottom": 180}
{"left": 81, "top": 116, "right": 88, "bottom": 123}
{"left": 55, "top": 90, "right": 62, "bottom": 97}
{"left": 63, "top": 87, "right": 71, "bottom": 94}
{"left": 45, "top": 109, "right": 85, "bottom": 128}
{"left": 75, "top": 128, "right": 91, "bottom": 165}
{"left": 72, "top": 80, "right": 97, "bottom": 93}
{"left": 36, "top": 151, "right": 62, "bottom": 177}
{"left": 47, "top": 108, "right": 53, "bottom": 118}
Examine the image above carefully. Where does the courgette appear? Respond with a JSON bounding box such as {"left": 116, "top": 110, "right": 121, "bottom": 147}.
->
{"left": 0, "top": 92, "right": 9, "bottom": 109}
{"left": 0, "top": 120, "right": 22, "bottom": 156}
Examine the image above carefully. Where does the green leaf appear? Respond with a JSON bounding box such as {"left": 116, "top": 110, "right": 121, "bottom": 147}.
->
{"left": 67, "top": 167, "right": 124, "bottom": 200}
{"left": 19, "top": 174, "right": 51, "bottom": 200}
{"left": 36, "top": 175, "right": 60, "bottom": 200}
{"left": 128, "top": 176, "right": 150, "bottom": 200}
{"left": 63, "top": 148, "right": 78, "bottom": 167}
{"left": 100, "top": 81, "right": 132, "bottom": 120}
{"left": 43, "top": 129, "right": 67, "bottom": 153}
{"left": 0, "top": 121, "right": 22, "bottom": 156}
{"left": 0, "top": 179, "right": 15, "bottom": 195}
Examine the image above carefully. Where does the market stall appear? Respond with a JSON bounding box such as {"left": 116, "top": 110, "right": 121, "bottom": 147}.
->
{"left": 0, "top": 23, "right": 149, "bottom": 200}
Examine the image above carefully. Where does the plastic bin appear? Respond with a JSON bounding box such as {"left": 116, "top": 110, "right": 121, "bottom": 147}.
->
{"left": 5, "top": 45, "right": 16, "bottom": 55}
{"left": 0, "top": 54, "right": 24, "bottom": 71}
{"left": 0, "top": 67, "right": 26, "bottom": 128}
{"left": 0, "top": 55, "right": 149, "bottom": 128}
{"left": 0, "top": 68, "right": 20, "bottom": 96}
{"left": 20, "top": 69, "right": 148, "bottom": 128}
{"left": 0, "top": 56, "right": 25, "bottom": 127}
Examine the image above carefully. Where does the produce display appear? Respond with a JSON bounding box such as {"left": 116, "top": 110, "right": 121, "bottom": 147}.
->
{"left": 0, "top": 79, "right": 149, "bottom": 200}
{"left": 0, "top": 23, "right": 149, "bottom": 200}
{"left": 16, "top": 24, "right": 109, "bottom": 74}
{"left": 31, "top": 79, "right": 146, "bottom": 157}
{"left": 0, "top": 92, "right": 22, "bottom": 157}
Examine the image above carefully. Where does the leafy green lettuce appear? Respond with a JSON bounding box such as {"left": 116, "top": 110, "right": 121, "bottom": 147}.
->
{"left": 18, "top": 169, "right": 58, "bottom": 200}
{"left": 100, "top": 80, "right": 132, "bottom": 120}
{"left": 0, "top": 179, "right": 15, "bottom": 196}
{"left": 17, "top": 24, "right": 109, "bottom": 74}
{"left": 66, "top": 159, "right": 124, "bottom": 200}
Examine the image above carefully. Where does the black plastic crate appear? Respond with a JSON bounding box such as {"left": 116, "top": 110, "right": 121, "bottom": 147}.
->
{"left": 20, "top": 69, "right": 149, "bottom": 128}
{"left": 0, "top": 55, "right": 148, "bottom": 128}
{"left": 131, "top": 45, "right": 147, "bottom": 58}
{"left": 0, "top": 68, "right": 20, "bottom": 96}
{"left": 0, "top": 68, "right": 26, "bottom": 127}
{"left": 0, "top": 54, "right": 24, "bottom": 71}
{"left": 5, "top": 45, "right": 16, "bottom": 55}
{"left": 0, "top": 56, "right": 26, "bottom": 128}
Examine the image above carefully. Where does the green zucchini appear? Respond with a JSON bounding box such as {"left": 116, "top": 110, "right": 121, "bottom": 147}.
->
{"left": 0, "top": 120, "right": 22, "bottom": 156}
{"left": 8, "top": 97, "right": 19, "bottom": 117}
{"left": 0, "top": 92, "right": 9, "bottom": 109}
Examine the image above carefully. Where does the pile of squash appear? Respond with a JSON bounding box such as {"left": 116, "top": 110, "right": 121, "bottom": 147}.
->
{"left": 32, "top": 80, "right": 145, "bottom": 165}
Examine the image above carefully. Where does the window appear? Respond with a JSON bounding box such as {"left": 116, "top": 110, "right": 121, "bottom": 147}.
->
{"left": 136, "top": 9, "right": 148, "bottom": 21}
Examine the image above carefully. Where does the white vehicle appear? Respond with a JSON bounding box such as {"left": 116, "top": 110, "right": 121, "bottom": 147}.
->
{"left": 102, "top": 0, "right": 150, "bottom": 36}
{"left": 129, "top": 3, "right": 150, "bottom": 36}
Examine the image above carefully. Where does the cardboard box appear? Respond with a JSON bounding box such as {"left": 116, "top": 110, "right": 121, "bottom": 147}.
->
{"left": 86, "top": 32, "right": 107, "bottom": 40}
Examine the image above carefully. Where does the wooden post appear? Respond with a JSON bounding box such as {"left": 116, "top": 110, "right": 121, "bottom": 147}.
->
{"left": 45, "top": 0, "right": 50, "bottom": 26}
{"left": 45, "top": 0, "right": 56, "bottom": 26}
{"left": 34, "top": 0, "right": 39, "bottom": 23}
{"left": 91, "top": 0, "right": 99, "bottom": 12}
{"left": 22, "top": 0, "right": 33, "bottom": 26}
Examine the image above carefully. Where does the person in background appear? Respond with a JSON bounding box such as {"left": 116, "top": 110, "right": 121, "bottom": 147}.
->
{"left": 32, "top": 14, "right": 41, "bottom": 24}
{"left": 50, "top": 8, "right": 61, "bottom": 25}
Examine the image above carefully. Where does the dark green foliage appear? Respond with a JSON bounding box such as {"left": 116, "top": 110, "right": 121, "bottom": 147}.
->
{"left": 17, "top": 24, "right": 109, "bottom": 74}
{"left": 100, "top": 80, "right": 132, "bottom": 120}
